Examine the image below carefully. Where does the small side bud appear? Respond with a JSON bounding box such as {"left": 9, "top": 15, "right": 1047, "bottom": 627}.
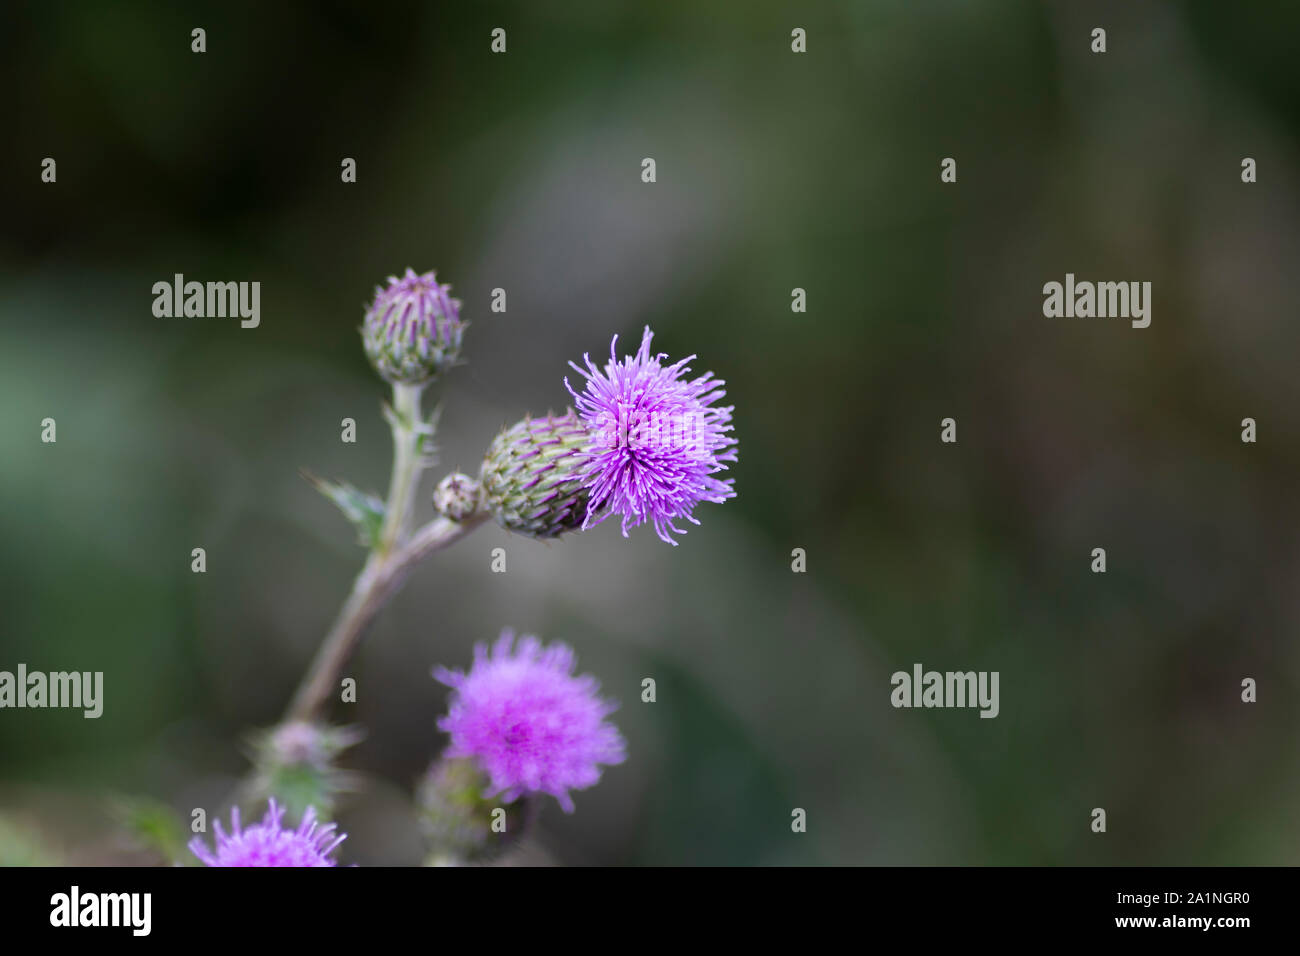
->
{"left": 433, "top": 472, "right": 482, "bottom": 521}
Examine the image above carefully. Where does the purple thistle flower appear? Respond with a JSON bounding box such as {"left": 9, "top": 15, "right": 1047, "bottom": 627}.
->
{"left": 434, "top": 631, "right": 626, "bottom": 813}
{"left": 565, "top": 326, "right": 737, "bottom": 544}
{"left": 189, "top": 799, "right": 345, "bottom": 867}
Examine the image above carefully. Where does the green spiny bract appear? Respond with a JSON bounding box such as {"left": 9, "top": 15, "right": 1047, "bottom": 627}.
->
{"left": 247, "top": 721, "right": 361, "bottom": 822}
{"left": 417, "top": 757, "right": 529, "bottom": 865}
{"left": 480, "top": 413, "right": 592, "bottom": 540}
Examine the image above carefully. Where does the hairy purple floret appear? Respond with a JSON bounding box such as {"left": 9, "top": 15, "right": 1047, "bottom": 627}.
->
{"left": 189, "top": 799, "right": 345, "bottom": 867}
{"left": 565, "top": 326, "right": 736, "bottom": 544}
{"left": 434, "top": 632, "right": 626, "bottom": 813}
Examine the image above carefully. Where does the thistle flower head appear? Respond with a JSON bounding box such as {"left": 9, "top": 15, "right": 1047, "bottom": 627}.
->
{"left": 480, "top": 413, "right": 591, "bottom": 539}
{"left": 361, "top": 268, "right": 464, "bottom": 385}
{"left": 189, "top": 799, "right": 345, "bottom": 867}
{"left": 565, "top": 326, "right": 737, "bottom": 544}
{"left": 434, "top": 631, "right": 626, "bottom": 813}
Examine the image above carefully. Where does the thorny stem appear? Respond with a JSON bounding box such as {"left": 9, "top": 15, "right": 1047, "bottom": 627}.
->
{"left": 283, "top": 383, "right": 489, "bottom": 724}
{"left": 283, "top": 515, "right": 487, "bottom": 722}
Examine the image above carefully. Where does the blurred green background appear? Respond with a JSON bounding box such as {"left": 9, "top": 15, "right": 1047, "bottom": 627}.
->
{"left": 2, "top": 0, "right": 1298, "bottom": 865}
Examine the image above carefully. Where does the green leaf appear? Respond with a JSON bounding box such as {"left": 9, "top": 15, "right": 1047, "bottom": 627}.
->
{"left": 303, "top": 471, "right": 387, "bottom": 548}
{"left": 111, "top": 797, "right": 189, "bottom": 865}
{"left": 0, "top": 814, "right": 59, "bottom": 866}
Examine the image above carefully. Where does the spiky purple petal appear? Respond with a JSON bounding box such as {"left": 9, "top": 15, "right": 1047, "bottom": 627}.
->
{"left": 189, "top": 799, "right": 345, "bottom": 867}
{"left": 565, "top": 326, "right": 736, "bottom": 544}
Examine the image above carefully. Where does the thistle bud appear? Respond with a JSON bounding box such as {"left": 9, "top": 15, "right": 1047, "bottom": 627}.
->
{"left": 480, "top": 413, "right": 592, "bottom": 539}
{"left": 361, "top": 268, "right": 464, "bottom": 385}
{"left": 248, "top": 721, "right": 361, "bottom": 821}
{"left": 433, "top": 472, "right": 481, "bottom": 522}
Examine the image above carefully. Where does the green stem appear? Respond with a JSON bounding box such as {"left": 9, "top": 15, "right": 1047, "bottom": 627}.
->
{"left": 283, "top": 512, "right": 488, "bottom": 723}
{"left": 282, "top": 381, "right": 485, "bottom": 724}
{"left": 378, "top": 382, "right": 425, "bottom": 553}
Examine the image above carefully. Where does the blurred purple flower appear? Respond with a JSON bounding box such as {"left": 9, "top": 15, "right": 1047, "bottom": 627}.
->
{"left": 565, "top": 326, "right": 736, "bottom": 544}
{"left": 189, "top": 799, "right": 345, "bottom": 867}
{"left": 434, "top": 632, "right": 626, "bottom": 812}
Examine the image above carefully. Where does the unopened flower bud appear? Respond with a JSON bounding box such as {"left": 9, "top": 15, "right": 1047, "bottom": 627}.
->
{"left": 249, "top": 721, "right": 361, "bottom": 821}
{"left": 480, "top": 413, "right": 592, "bottom": 540}
{"left": 362, "top": 268, "right": 464, "bottom": 385}
{"left": 433, "top": 472, "right": 481, "bottom": 522}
